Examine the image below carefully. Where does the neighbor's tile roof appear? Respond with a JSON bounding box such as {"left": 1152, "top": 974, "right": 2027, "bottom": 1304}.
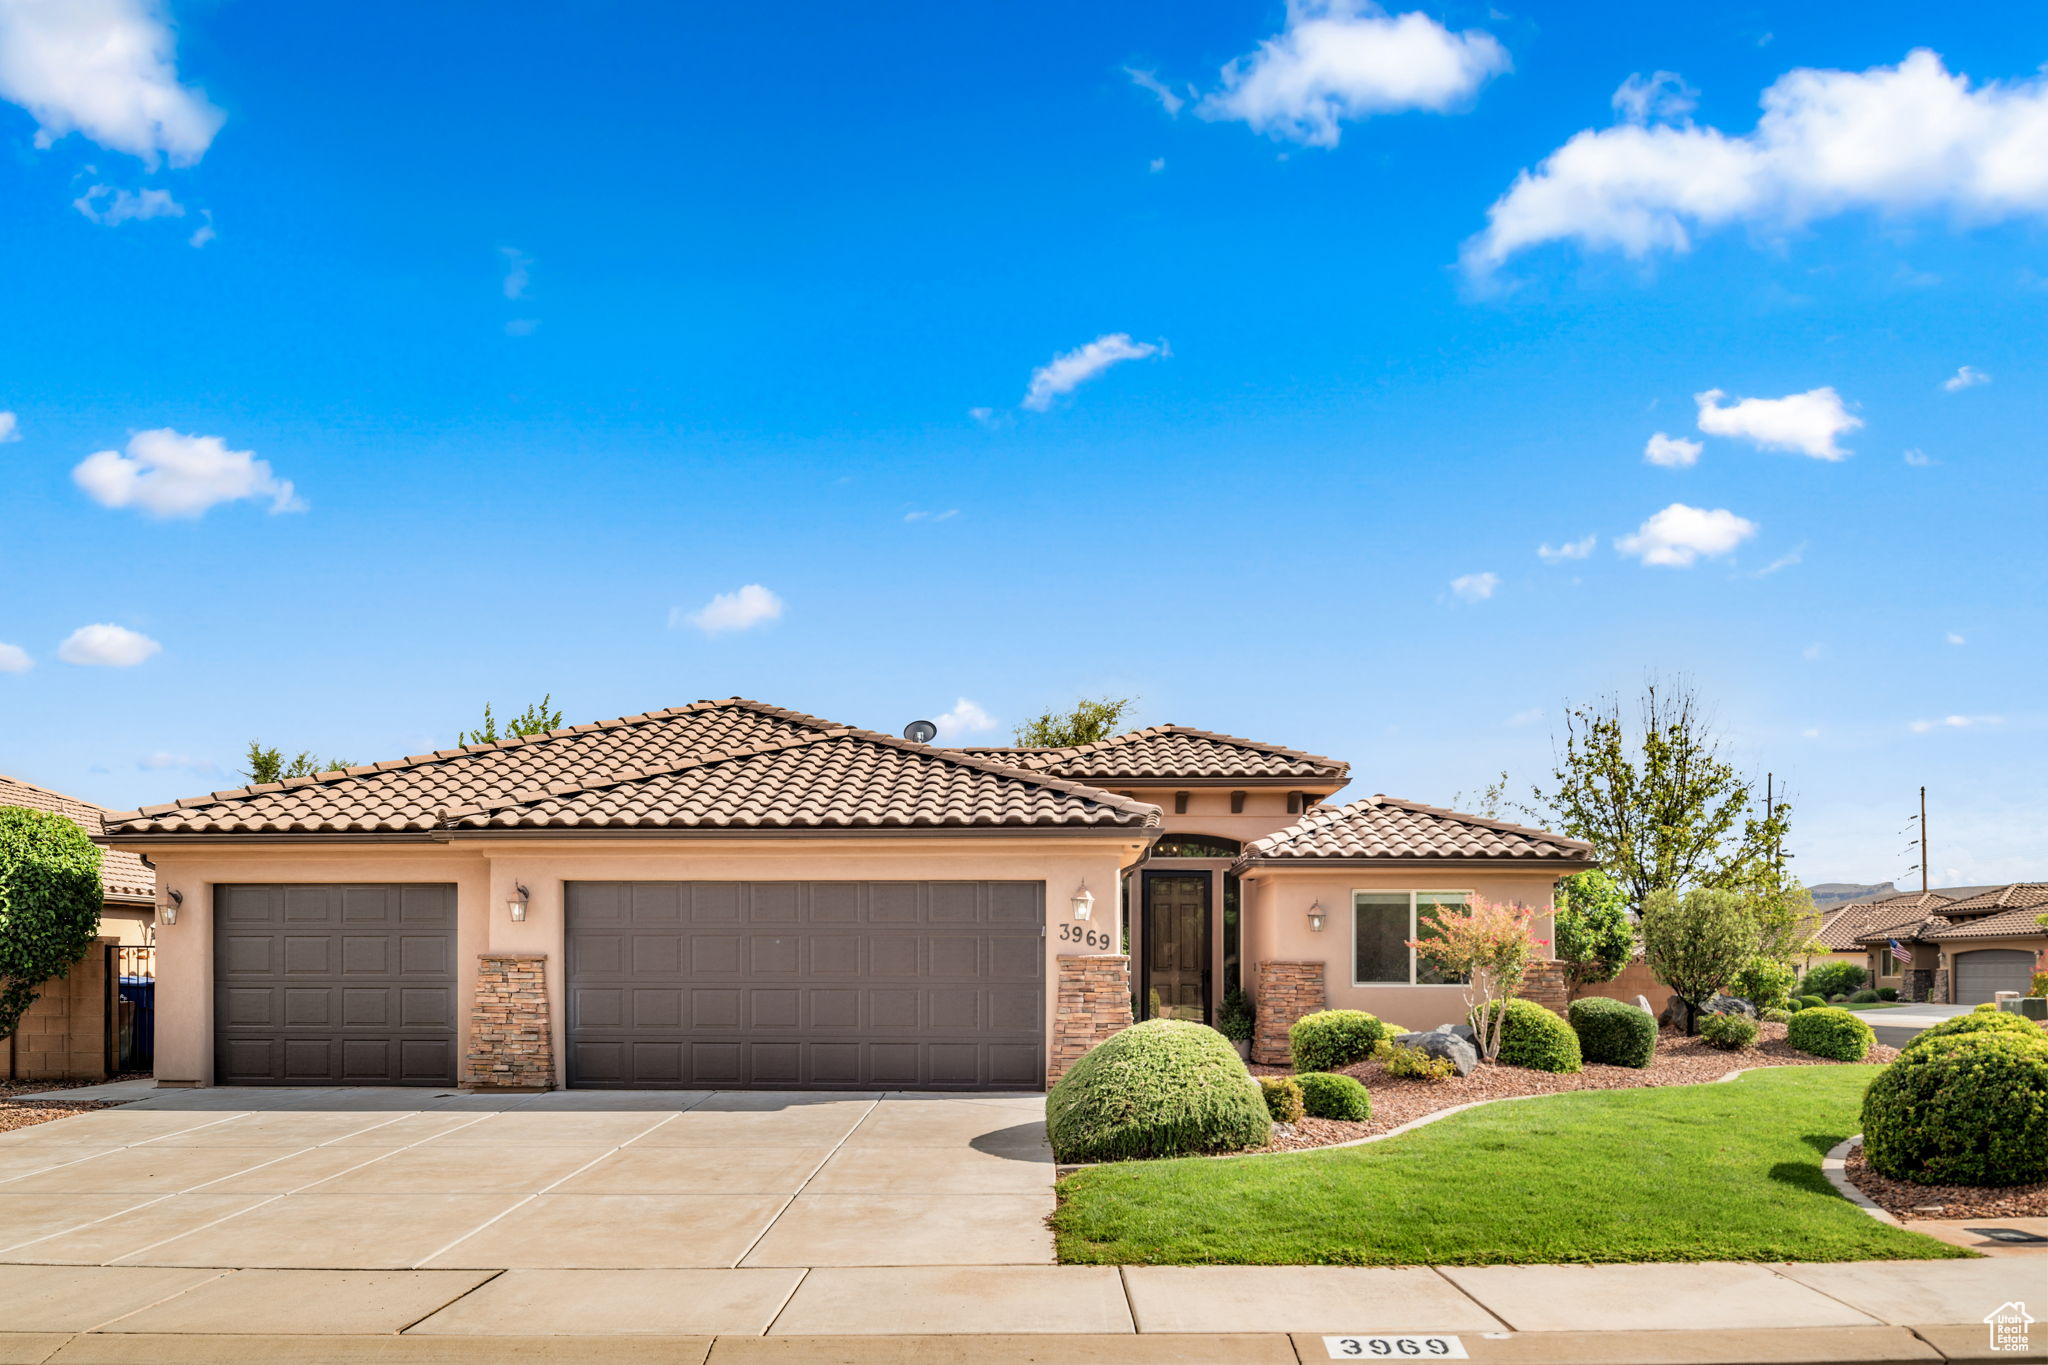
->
{"left": 957, "top": 725, "right": 1348, "bottom": 784}
{"left": 1823, "top": 891, "right": 1954, "bottom": 949}
{"left": 102, "top": 700, "right": 1159, "bottom": 836}
{"left": 1928, "top": 882, "right": 2048, "bottom": 917}
{"left": 1233, "top": 795, "right": 1593, "bottom": 865}
{"left": 1925, "top": 883, "right": 2048, "bottom": 940}
{"left": 0, "top": 774, "right": 157, "bottom": 901}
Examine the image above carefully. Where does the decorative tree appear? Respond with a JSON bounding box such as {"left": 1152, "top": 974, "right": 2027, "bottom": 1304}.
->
{"left": 1409, "top": 895, "right": 1545, "bottom": 1063}
{"left": 241, "top": 741, "right": 353, "bottom": 783}
{"left": 461, "top": 695, "right": 565, "bottom": 746}
{"left": 1553, "top": 869, "right": 1635, "bottom": 994}
{"left": 1012, "top": 696, "right": 1137, "bottom": 748}
{"left": 0, "top": 808, "right": 105, "bottom": 1043}
{"left": 1640, "top": 887, "right": 1753, "bottom": 1035}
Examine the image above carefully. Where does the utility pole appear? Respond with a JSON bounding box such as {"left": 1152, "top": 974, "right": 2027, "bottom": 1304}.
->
{"left": 1920, "top": 786, "right": 1928, "bottom": 894}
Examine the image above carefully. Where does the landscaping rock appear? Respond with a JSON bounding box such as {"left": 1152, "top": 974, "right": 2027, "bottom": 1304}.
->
{"left": 1634, "top": 994, "right": 1655, "bottom": 1015}
{"left": 1658, "top": 995, "right": 1695, "bottom": 1032}
{"left": 1704, "top": 994, "right": 1756, "bottom": 1018}
{"left": 1393, "top": 1029, "right": 1479, "bottom": 1077}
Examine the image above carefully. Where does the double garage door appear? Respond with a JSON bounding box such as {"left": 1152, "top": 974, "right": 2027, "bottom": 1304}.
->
{"left": 1953, "top": 948, "right": 2034, "bottom": 1004}
{"left": 212, "top": 880, "right": 1045, "bottom": 1091}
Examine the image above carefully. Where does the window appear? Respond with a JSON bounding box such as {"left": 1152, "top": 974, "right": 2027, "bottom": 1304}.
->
{"left": 1877, "top": 950, "right": 1900, "bottom": 980}
{"left": 1151, "top": 834, "right": 1242, "bottom": 859}
{"left": 1352, "top": 890, "right": 1470, "bottom": 986}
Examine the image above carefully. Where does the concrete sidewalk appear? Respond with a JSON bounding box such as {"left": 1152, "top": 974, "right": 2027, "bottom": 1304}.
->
{"left": 0, "top": 1259, "right": 2040, "bottom": 1361}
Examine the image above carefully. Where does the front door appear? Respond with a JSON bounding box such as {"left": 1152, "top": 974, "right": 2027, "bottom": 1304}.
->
{"left": 1141, "top": 872, "right": 1211, "bottom": 1024}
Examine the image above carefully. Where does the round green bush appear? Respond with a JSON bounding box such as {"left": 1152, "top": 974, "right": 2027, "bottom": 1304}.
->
{"left": 1801, "top": 961, "right": 1868, "bottom": 999}
{"left": 1829, "top": 993, "right": 1850, "bottom": 1004}
{"left": 1045, "top": 1019, "right": 1270, "bottom": 1163}
{"left": 1761, "top": 1007, "right": 1793, "bottom": 1023}
{"left": 1784, "top": 997, "right": 1805, "bottom": 1013}
{"left": 1785, "top": 1006, "right": 1875, "bottom": 1061}
{"left": 1700, "top": 1012, "right": 1759, "bottom": 1050}
{"left": 1295, "top": 1070, "right": 1371, "bottom": 1121}
{"left": 1876, "top": 987, "right": 1899, "bottom": 1001}
{"left": 1568, "top": 996, "right": 1656, "bottom": 1069}
{"left": 1974, "top": 1001, "right": 2002, "bottom": 1013}
{"left": 1849, "top": 989, "right": 1880, "bottom": 1004}
{"left": 1861, "top": 1032, "right": 2048, "bottom": 1185}
{"left": 1798, "top": 995, "right": 1826, "bottom": 1011}
{"left": 1474, "top": 998, "right": 1583, "bottom": 1073}
{"left": 1258, "top": 1075, "right": 1305, "bottom": 1124}
{"left": 1902, "top": 1009, "right": 2044, "bottom": 1055}
{"left": 1289, "top": 1010, "right": 1389, "bottom": 1073}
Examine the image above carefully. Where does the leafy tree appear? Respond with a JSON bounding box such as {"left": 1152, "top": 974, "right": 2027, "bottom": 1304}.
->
{"left": 1013, "top": 696, "right": 1136, "bottom": 748}
{"left": 1533, "top": 680, "right": 1790, "bottom": 911}
{"left": 1640, "top": 887, "right": 1753, "bottom": 1035}
{"left": 1409, "top": 895, "right": 1544, "bottom": 1063}
{"left": 1453, "top": 771, "right": 1512, "bottom": 819}
{"left": 1553, "top": 869, "right": 1635, "bottom": 994}
{"left": 0, "top": 808, "right": 104, "bottom": 1043}
{"left": 241, "top": 742, "right": 353, "bottom": 784}
{"left": 462, "top": 695, "right": 564, "bottom": 746}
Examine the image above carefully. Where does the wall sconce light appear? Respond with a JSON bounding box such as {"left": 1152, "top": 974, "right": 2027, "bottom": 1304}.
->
{"left": 1071, "top": 882, "right": 1095, "bottom": 921}
{"left": 1306, "top": 899, "right": 1326, "bottom": 933}
{"left": 161, "top": 888, "right": 182, "bottom": 926}
{"left": 508, "top": 883, "right": 530, "bottom": 923}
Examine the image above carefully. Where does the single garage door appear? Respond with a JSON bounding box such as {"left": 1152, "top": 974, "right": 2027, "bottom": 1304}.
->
{"left": 213, "top": 884, "right": 458, "bottom": 1086}
{"left": 1953, "top": 948, "right": 2035, "bottom": 1004}
{"left": 566, "top": 880, "right": 1044, "bottom": 1091}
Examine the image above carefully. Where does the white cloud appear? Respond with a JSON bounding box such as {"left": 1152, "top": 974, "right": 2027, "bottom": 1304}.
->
{"left": 1903, "top": 447, "right": 1933, "bottom": 466}
{"left": 1449, "top": 571, "right": 1498, "bottom": 601}
{"left": 1643, "top": 431, "right": 1702, "bottom": 468}
{"left": 1942, "top": 364, "right": 1989, "bottom": 392}
{"left": 58, "top": 623, "right": 159, "bottom": 667}
{"left": 0, "top": 642, "right": 29, "bottom": 672}
{"left": 903, "top": 509, "right": 958, "bottom": 522}
{"left": 1125, "top": 66, "right": 1185, "bottom": 116}
{"left": 72, "top": 183, "right": 182, "bottom": 225}
{"left": 1801, "top": 642, "right": 1823, "bottom": 661}
{"left": 1747, "top": 544, "right": 1805, "bottom": 577}
{"left": 1536, "top": 534, "right": 1595, "bottom": 562}
{"left": 504, "top": 318, "right": 540, "bottom": 337}
{"left": 1909, "top": 714, "right": 2002, "bottom": 733}
{"left": 0, "top": 0, "right": 223, "bottom": 167}
{"left": 673, "top": 584, "right": 782, "bottom": 635}
{"left": 1612, "top": 71, "right": 1696, "bottom": 125}
{"left": 0, "top": 411, "right": 17, "bottom": 443}
{"left": 1021, "top": 333, "right": 1163, "bottom": 411}
{"left": 933, "top": 697, "right": 996, "bottom": 740}
{"left": 1801, "top": 727, "right": 1821, "bottom": 738}
{"left": 73, "top": 428, "right": 303, "bottom": 518}
{"left": 1695, "top": 386, "right": 1860, "bottom": 460}
{"left": 139, "top": 749, "right": 212, "bottom": 771}
{"left": 1468, "top": 50, "right": 2048, "bottom": 271}
{"left": 1200, "top": 1, "right": 1509, "bottom": 148}
{"left": 1945, "top": 632, "right": 1966, "bottom": 645}
{"left": 1615, "top": 502, "right": 1758, "bottom": 567}
{"left": 1149, "top": 156, "right": 1166, "bottom": 173}
{"left": 187, "top": 208, "right": 213, "bottom": 247}
{"left": 500, "top": 246, "right": 532, "bottom": 300}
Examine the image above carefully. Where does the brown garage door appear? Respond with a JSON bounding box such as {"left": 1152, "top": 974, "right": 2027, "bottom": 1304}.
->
{"left": 213, "top": 884, "right": 458, "bottom": 1086}
{"left": 1953, "top": 948, "right": 2034, "bottom": 1004}
{"left": 566, "top": 881, "right": 1044, "bottom": 1091}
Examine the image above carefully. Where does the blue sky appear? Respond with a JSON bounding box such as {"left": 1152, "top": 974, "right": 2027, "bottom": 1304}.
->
{"left": 2, "top": 0, "right": 2042, "bottom": 884}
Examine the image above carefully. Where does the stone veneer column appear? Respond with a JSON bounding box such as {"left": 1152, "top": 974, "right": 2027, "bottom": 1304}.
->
{"left": 1253, "top": 961, "right": 1326, "bottom": 1066}
{"left": 1931, "top": 966, "right": 1951, "bottom": 1005}
{"left": 1903, "top": 968, "right": 1934, "bottom": 1003}
{"left": 1516, "top": 960, "right": 1569, "bottom": 1013}
{"left": 1050, "top": 955, "right": 1133, "bottom": 1084}
{"left": 463, "top": 952, "right": 555, "bottom": 1091}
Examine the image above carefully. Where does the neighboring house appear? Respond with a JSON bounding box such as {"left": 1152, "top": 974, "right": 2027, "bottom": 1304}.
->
{"left": 0, "top": 773, "right": 156, "bottom": 942}
{"left": 1810, "top": 890, "right": 1955, "bottom": 989}
{"left": 1842, "top": 883, "right": 2048, "bottom": 1004}
{"left": 100, "top": 698, "right": 1593, "bottom": 1092}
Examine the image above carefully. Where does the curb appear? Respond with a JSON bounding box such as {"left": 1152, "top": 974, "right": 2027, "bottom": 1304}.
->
{"left": 1822, "top": 1134, "right": 1906, "bottom": 1227}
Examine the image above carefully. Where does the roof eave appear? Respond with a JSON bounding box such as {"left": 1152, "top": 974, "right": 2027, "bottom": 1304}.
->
{"left": 103, "top": 823, "right": 1162, "bottom": 845}
{"left": 1233, "top": 855, "right": 1599, "bottom": 873}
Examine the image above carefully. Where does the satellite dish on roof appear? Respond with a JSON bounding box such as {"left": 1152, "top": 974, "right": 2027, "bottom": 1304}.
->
{"left": 903, "top": 719, "right": 939, "bottom": 743}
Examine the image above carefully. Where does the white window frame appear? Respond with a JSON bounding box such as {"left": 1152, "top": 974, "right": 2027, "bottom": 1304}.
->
{"left": 1350, "top": 889, "right": 1473, "bottom": 986}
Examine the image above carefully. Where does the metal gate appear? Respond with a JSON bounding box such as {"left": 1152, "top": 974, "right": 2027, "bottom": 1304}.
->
{"left": 111, "top": 944, "right": 155, "bottom": 1074}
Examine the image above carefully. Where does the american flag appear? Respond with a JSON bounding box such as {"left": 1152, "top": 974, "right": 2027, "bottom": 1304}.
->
{"left": 1889, "top": 937, "right": 1912, "bottom": 965}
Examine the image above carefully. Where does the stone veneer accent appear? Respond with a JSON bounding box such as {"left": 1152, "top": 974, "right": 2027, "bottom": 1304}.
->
{"left": 1253, "top": 960, "right": 1326, "bottom": 1066}
{"left": 464, "top": 953, "right": 555, "bottom": 1091}
{"left": 1516, "top": 960, "right": 1569, "bottom": 1013}
{"left": 1931, "top": 966, "right": 1951, "bottom": 1005}
{"left": 1050, "top": 954, "right": 1133, "bottom": 1084}
{"left": 1904, "top": 968, "right": 1935, "bottom": 1003}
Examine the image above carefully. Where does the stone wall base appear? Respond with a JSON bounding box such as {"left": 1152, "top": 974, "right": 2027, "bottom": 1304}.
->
{"left": 1903, "top": 968, "right": 1935, "bottom": 1003}
{"left": 1516, "top": 960, "right": 1568, "bottom": 1013}
{"left": 1932, "top": 967, "right": 1951, "bottom": 1005}
{"left": 1253, "top": 960, "right": 1326, "bottom": 1066}
{"left": 463, "top": 953, "right": 555, "bottom": 1091}
{"left": 1050, "top": 955, "right": 1133, "bottom": 1084}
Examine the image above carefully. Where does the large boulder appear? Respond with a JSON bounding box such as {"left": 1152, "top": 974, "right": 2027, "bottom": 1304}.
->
{"left": 1705, "top": 994, "right": 1756, "bottom": 1018}
{"left": 1634, "top": 994, "right": 1656, "bottom": 1015}
{"left": 1392, "top": 1028, "right": 1479, "bottom": 1077}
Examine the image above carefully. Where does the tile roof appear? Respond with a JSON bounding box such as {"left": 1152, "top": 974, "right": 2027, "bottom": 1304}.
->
{"left": 1233, "top": 795, "right": 1594, "bottom": 866}
{"left": 1929, "top": 882, "right": 2048, "bottom": 917}
{"left": 102, "top": 700, "right": 1159, "bottom": 837}
{"left": 956, "top": 725, "right": 1348, "bottom": 784}
{"left": 1924, "top": 883, "right": 2048, "bottom": 941}
{"left": 1820, "top": 891, "right": 1955, "bottom": 949}
{"left": 0, "top": 774, "right": 156, "bottom": 901}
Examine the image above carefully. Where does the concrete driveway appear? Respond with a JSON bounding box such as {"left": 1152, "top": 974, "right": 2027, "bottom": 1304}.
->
{"left": 1863, "top": 1002, "right": 1973, "bottom": 1050}
{"left": 0, "top": 1087, "right": 1053, "bottom": 1272}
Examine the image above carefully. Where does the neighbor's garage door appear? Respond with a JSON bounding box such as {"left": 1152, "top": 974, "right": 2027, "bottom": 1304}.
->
{"left": 213, "top": 884, "right": 458, "bottom": 1086}
{"left": 1953, "top": 948, "right": 2034, "bottom": 1004}
{"left": 566, "top": 881, "right": 1044, "bottom": 1091}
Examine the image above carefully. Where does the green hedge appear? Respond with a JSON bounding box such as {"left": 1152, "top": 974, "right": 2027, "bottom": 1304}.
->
{"left": 1784, "top": 1006, "right": 1874, "bottom": 1061}
{"left": 1289, "top": 1010, "right": 1389, "bottom": 1073}
{"left": 1849, "top": 989, "right": 1880, "bottom": 1004}
{"left": 1902, "top": 1010, "right": 2043, "bottom": 1055}
{"left": 1861, "top": 1032, "right": 2048, "bottom": 1185}
{"left": 1876, "top": 987, "right": 1899, "bottom": 1001}
{"left": 1045, "top": 1019, "right": 1270, "bottom": 1163}
{"left": 1700, "top": 1012, "right": 1759, "bottom": 1051}
{"left": 1797, "top": 995, "right": 1826, "bottom": 1011}
{"left": 1801, "top": 962, "right": 1868, "bottom": 999}
{"left": 1296, "top": 1071, "right": 1371, "bottom": 1121}
{"left": 1568, "top": 996, "right": 1656, "bottom": 1068}
{"left": 1475, "top": 998, "right": 1583, "bottom": 1073}
{"left": 1259, "top": 1075, "right": 1305, "bottom": 1124}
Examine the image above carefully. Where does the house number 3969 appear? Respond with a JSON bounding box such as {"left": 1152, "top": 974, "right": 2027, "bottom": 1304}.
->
{"left": 1057, "top": 923, "right": 1113, "bottom": 951}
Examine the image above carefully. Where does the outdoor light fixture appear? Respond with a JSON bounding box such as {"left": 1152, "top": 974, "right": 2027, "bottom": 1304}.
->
{"left": 161, "top": 889, "right": 182, "bottom": 926}
{"left": 508, "top": 883, "right": 530, "bottom": 923}
{"left": 1071, "top": 882, "right": 1095, "bottom": 921}
{"left": 1306, "top": 899, "right": 1326, "bottom": 933}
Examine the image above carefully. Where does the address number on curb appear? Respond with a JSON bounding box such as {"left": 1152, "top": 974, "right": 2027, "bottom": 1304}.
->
{"left": 1324, "top": 1336, "right": 1468, "bottom": 1359}
{"left": 1056, "top": 923, "right": 1115, "bottom": 951}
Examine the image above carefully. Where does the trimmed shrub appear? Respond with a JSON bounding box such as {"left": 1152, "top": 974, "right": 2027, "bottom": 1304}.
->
{"left": 1762, "top": 1007, "right": 1793, "bottom": 1023}
{"left": 1974, "top": 1001, "right": 2002, "bottom": 1013}
{"left": 1296, "top": 1071, "right": 1372, "bottom": 1121}
{"left": 1798, "top": 995, "right": 1826, "bottom": 1011}
{"left": 1849, "top": 989, "right": 1880, "bottom": 1004}
{"left": 1474, "top": 998, "right": 1583, "bottom": 1073}
{"left": 1045, "top": 1019, "right": 1270, "bottom": 1163}
{"left": 1731, "top": 956, "right": 1798, "bottom": 1012}
{"left": 1259, "top": 1075, "right": 1305, "bottom": 1124}
{"left": 2032, "top": 971, "right": 2048, "bottom": 998}
{"left": 1801, "top": 961, "right": 1869, "bottom": 999}
{"left": 1902, "top": 1009, "right": 2043, "bottom": 1055}
{"left": 1569, "top": 996, "right": 1656, "bottom": 1069}
{"left": 1700, "top": 1012, "right": 1759, "bottom": 1050}
{"left": 1829, "top": 993, "right": 1850, "bottom": 1004}
{"left": 1289, "top": 1010, "right": 1389, "bottom": 1073}
{"left": 1784, "top": 997, "right": 1805, "bottom": 1013}
{"left": 1861, "top": 1031, "right": 2048, "bottom": 1185}
{"left": 1877, "top": 987, "right": 1899, "bottom": 1001}
{"left": 1215, "top": 989, "right": 1255, "bottom": 1044}
{"left": 1785, "top": 1006, "right": 1874, "bottom": 1061}
{"left": 1383, "top": 1042, "right": 1457, "bottom": 1080}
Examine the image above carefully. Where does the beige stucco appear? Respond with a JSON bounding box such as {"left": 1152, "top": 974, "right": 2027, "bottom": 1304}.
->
{"left": 132, "top": 833, "right": 1150, "bottom": 1087}
{"left": 97, "top": 904, "right": 156, "bottom": 947}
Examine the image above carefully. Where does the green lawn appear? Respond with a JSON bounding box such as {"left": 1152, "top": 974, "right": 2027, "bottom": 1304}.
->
{"left": 1839, "top": 1000, "right": 1911, "bottom": 1011}
{"left": 1053, "top": 1066, "right": 1966, "bottom": 1266}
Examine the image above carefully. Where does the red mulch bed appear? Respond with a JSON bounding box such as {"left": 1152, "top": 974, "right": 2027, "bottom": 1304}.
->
{"left": 1244, "top": 1022, "right": 1897, "bottom": 1154}
{"left": 0, "top": 1078, "right": 130, "bottom": 1135}
{"left": 1844, "top": 1143, "right": 2048, "bottom": 1221}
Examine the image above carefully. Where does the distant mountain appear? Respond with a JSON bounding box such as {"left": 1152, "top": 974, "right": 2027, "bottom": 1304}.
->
{"left": 1808, "top": 881, "right": 1897, "bottom": 908}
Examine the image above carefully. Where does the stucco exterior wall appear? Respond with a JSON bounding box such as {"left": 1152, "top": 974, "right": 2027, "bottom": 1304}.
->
{"left": 1109, "top": 786, "right": 1340, "bottom": 847}
{"left": 135, "top": 834, "right": 1146, "bottom": 1088}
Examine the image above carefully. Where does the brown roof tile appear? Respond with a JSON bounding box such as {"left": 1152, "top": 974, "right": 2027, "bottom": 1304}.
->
{"left": 1929, "top": 882, "right": 2048, "bottom": 917}
{"left": 1, "top": 774, "right": 156, "bottom": 901}
{"left": 1925, "top": 884, "right": 2048, "bottom": 940}
{"left": 1821, "top": 891, "right": 1954, "bottom": 949}
{"left": 957, "top": 725, "right": 1348, "bottom": 784}
{"left": 1234, "top": 795, "right": 1593, "bottom": 866}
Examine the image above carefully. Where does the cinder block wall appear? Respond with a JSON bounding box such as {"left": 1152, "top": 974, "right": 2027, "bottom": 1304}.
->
{"left": 2, "top": 937, "right": 113, "bottom": 1082}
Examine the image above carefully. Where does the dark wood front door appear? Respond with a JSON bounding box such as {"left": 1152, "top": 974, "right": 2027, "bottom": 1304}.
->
{"left": 1141, "top": 872, "right": 1211, "bottom": 1024}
